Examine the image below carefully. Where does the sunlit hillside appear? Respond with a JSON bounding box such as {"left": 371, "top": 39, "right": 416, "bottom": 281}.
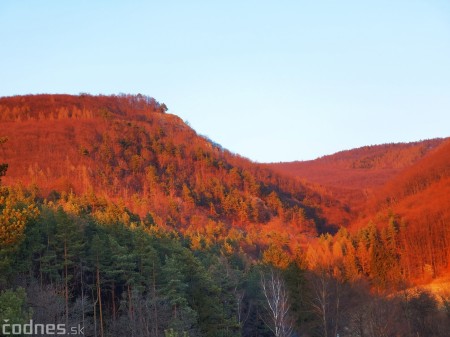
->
{"left": 1, "top": 94, "right": 449, "bottom": 337}
{"left": 268, "top": 139, "right": 445, "bottom": 209}
{"left": 0, "top": 94, "right": 351, "bottom": 250}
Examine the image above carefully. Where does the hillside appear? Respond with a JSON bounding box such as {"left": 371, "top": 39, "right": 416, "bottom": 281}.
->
{"left": 362, "top": 139, "right": 450, "bottom": 280}
{"left": 1, "top": 94, "right": 448, "bottom": 279}
{"left": 269, "top": 137, "right": 450, "bottom": 281}
{"left": 1, "top": 94, "right": 450, "bottom": 337}
{"left": 0, "top": 94, "right": 350, "bottom": 251}
{"left": 268, "top": 139, "right": 445, "bottom": 209}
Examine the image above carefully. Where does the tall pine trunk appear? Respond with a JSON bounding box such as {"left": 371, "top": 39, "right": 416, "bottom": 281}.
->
{"left": 112, "top": 282, "right": 116, "bottom": 322}
{"left": 64, "top": 239, "right": 69, "bottom": 326}
{"left": 152, "top": 261, "right": 158, "bottom": 337}
{"left": 96, "top": 258, "right": 104, "bottom": 337}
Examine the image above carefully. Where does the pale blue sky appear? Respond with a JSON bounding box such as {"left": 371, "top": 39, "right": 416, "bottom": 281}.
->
{"left": 1, "top": 1, "right": 449, "bottom": 162}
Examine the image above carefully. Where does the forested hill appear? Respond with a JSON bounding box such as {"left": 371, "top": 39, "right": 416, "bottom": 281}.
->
{"left": 0, "top": 94, "right": 349, "bottom": 248}
{"left": 268, "top": 138, "right": 445, "bottom": 209}
{"left": 1, "top": 94, "right": 450, "bottom": 337}
{"left": 360, "top": 139, "right": 450, "bottom": 280}
{"left": 269, "top": 138, "right": 450, "bottom": 284}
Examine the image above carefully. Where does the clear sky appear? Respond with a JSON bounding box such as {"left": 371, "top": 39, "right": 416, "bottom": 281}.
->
{"left": 1, "top": 1, "right": 449, "bottom": 162}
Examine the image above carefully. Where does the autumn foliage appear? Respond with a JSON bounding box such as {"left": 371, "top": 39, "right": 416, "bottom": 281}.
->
{"left": 0, "top": 94, "right": 352, "bottom": 257}
{"left": 1, "top": 94, "right": 449, "bottom": 285}
{"left": 1, "top": 94, "right": 450, "bottom": 337}
{"left": 271, "top": 138, "right": 450, "bottom": 284}
{"left": 269, "top": 139, "right": 445, "bottom": 209}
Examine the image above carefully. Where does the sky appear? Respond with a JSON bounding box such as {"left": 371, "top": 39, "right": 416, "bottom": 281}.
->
{"left": 1, "top": 1, "right": 449, "bottom": 162}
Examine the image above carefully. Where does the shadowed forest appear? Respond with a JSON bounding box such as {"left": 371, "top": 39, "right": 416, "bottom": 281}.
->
{"left": 0, "top": 94, "right": 449, "bottom": 337}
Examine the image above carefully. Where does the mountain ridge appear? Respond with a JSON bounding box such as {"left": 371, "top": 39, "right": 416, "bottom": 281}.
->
{"left": 1, "top": 93, "right": 449, "bottom": 282}
{"left": 267, "top": 138, "right": 446, "bottom": 209}
{"left": 0, "top": 94, "right": 351, "bottom": 251}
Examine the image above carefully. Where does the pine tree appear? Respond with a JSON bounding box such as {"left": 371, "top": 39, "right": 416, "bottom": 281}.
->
{"left": 133, "top": 229, "right": 160, "bottom": 335}
{"left": 54, "top": 207, "right": 84, "bottom": 325}
{"left": 283, "top": 263, "right": 312, "bottom": 334}
{"left": 161, "top": 255, "right": 191, "bottom": 322}
{"left": 107, "top": 236, "right": 136, "bottom": 322}
{"left": 208, "top": 255, "right": 243, "bottom": 336}
{"left": 89, "top": 233, "right": 110, "bottom": 337}
{"left": 0, "top": 288, "right": 33, "bottom": 331}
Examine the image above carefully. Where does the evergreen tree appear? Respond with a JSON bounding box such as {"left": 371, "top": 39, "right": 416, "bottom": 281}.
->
{"left": 133, "top": 229, "right": 160, "bottom": 335}
{"left": 0, "top": 288, "right": 33, "bottom": 334}
{"left": 283, "top": 263, "right": 313, "bottom": 334}
{"left": 107, "top": 235, "right": 136, "bottom": 322}
{"left": 54, "top": 207, "right": 84, "bottom": 325}
{"left": 89, "top": 232, "right": 111, "bottom": 337}
{"left": 161, "top": 255, "right": 198, "bottom": 334}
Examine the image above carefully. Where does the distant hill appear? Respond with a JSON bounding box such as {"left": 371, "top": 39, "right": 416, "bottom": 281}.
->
{"left": 271, "top": 139, "right": 450, "bottom": 283}
{"left": 268, "top": 139, "right": 446, "bottom": 210}
{"left": 359, "top": 139, "right": 450, "bottom": 280}
{"left": 0, "top": 94, "right": 349, "bottom": 251}
{"left": 375, "top": 138, "right": 450, "bottom": 207}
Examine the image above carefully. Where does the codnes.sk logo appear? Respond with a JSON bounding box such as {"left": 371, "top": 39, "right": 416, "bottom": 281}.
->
{"left": 2, "top": 320, "right": 84, "bottom": 335}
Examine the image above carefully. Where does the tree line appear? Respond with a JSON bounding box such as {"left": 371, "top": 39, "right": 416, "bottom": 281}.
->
{"left": 1, "top": 185, "right": 449, "bottom": 337}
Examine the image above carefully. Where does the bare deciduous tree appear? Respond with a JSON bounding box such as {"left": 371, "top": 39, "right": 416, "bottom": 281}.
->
{"left": 260, "top": 269, "right": 293, "bottom": 337}
{"left": 310, "top": 270, "right": 330, "bottom": 337}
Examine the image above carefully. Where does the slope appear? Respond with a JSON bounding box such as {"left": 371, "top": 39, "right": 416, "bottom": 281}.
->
{"left": 268, "top": 139, "right": 445, "bottom": 210}
{"left": 0, "top": 94, "right": 349, "bottom": 253}
{"left": 356, "top": 139, "right": 450, "bottom": 280}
